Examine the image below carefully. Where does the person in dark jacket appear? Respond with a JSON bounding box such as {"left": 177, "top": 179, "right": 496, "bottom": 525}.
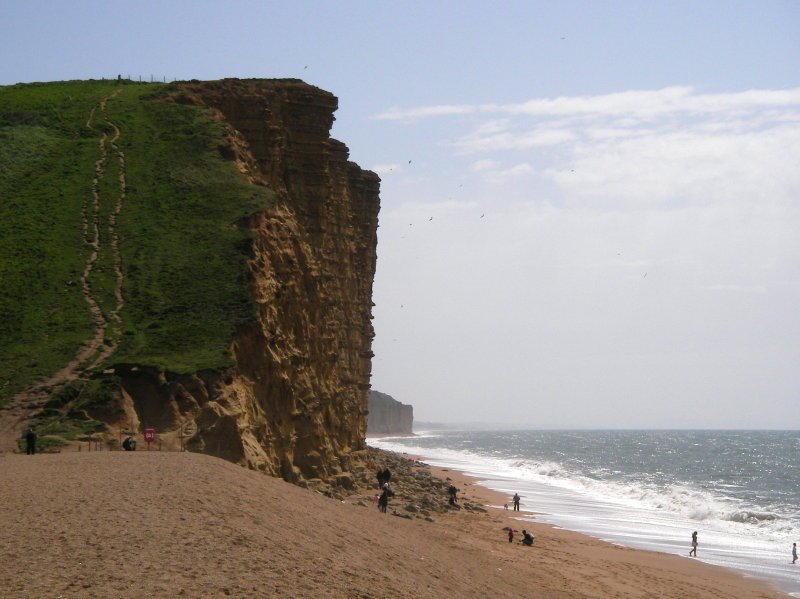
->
{"left": 521, "top": 530, "right": 534, "bottom": 546}
{"left": 378, "top": 487, "right": 394, "bottom": 513}
{"left": 448, "top": 485, "right": 458, "bottom": 505}
{"left": 25, "top": 428, "right": 37, "bottom": 455}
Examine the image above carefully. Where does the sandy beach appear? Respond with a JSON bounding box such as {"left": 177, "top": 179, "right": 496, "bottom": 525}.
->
{"left": 0, "top": 449, "right": 789, "bottom": 598}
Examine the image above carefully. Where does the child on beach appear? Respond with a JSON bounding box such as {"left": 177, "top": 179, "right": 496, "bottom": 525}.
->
{"left": 793, "top": 542, "right": 797, "bottom": 564}
{"left": 689, "top": 531, "right": 698, "bottom": 557}
{"left": 508, "top": 528, "right": 514, "bottom": 543}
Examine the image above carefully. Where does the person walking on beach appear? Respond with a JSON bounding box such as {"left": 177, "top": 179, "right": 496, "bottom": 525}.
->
{"left": 24, "top": 428, "right": 37, "bottom": 455}
{"left": 689, "top": 531, "right": 698, "bottom": 557}
{"left": 378, "top": 486, "right": 393, "bottom": 513}
{"left": 512, "top": 493, "right": 521, "bottom": 511}
{"left": 793, "top": 542, "right": 797, "bottom": 564}
{"left": 376, "top": 468, "right": 385, "bottom": 489}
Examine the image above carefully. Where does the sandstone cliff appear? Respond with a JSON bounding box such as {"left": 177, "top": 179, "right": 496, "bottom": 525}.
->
{"left": 367, "top": 390, "right": 414, "bottom": 435}
{"left": 107, "top": 80, "right": 380, "bottom": 482}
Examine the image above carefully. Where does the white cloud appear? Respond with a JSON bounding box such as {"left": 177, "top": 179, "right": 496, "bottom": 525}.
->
{"left": 372, "top": 87, "right": 800, "bottom": 122}
{"left": 545, "top": 124, "right": 800, "bottom": 207}
{"left": 584, "top": 127, "right": 656, "bottom": 140}
{"left": 454, "top": 127, "right": 576, "bottom": 154}
{"left": 471, "top": 159, "right": 499, "bottom": 172}
{"left": 371, "top": 104, "right": 476, "bottom": 120}
{"left": 472, "top": 119, "right": 511, "bottom": 135}
{"left": 496, "top": 87, "right": 800, "bottom": 119}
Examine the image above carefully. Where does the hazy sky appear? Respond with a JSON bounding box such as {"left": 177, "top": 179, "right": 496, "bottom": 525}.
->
{"left": 2, "top": 1, "right": 798, "bottom": 428}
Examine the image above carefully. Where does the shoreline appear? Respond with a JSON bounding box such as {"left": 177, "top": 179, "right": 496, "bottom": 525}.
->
{"left": 1, "top": 449, "right": 792, "bottom": 598}
{"left": 365, "top": 432, "right": 417, "bottom": 439}
{"left": 397, "top": 450, "right": 793, "bottom": 598}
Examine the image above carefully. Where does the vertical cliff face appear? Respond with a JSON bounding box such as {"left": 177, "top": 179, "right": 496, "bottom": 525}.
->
{"left": 202, "top": 79, "right": 379, "bottom": 480}
{"left": 113, "top": 80, "right": 380, "bottom": 481}
{"left": 367, "top": 390, "right": 414, "bottom": 435}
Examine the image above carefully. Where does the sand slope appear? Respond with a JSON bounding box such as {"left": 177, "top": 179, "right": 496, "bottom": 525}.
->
{"left": 0, "top": 452, "right": 787, "bottom": 598}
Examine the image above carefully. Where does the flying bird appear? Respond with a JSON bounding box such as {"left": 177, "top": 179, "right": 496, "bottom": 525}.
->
{"left": 643, "top": 272, "right": 648, "bottom": 278}
{"left": 480, "top": 213, "right": 485, "bottom": 218}
{"left": 428, "top": 217, "right": 433, "bottom": 221}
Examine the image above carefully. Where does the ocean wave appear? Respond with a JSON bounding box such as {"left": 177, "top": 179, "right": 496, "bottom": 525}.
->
{"left": 512, "top": 459, "right": 568, "bottom": 478}
{"left": 368, "top": 437, "right": 799, "bottom": 540}
{"left": 563, "top": 477, "right": 789, "bottom": 533}
{"left": 723, "top": 510, "right": 779, "bottom": 524}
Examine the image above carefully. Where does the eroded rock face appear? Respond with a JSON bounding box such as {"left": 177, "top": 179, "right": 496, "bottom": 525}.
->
{"left": 367, "top": 390, "right": 414, "bottom": 435}
{"left": 108, "top": 80, "right": 380, "bottom": 481}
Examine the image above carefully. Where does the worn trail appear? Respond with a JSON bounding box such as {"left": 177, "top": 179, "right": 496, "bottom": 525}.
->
{"left": 0, "top": 90, "right": 127, "bottom": 451}
{"left": 89, "top": 93, "right": 127, "bottom": 368}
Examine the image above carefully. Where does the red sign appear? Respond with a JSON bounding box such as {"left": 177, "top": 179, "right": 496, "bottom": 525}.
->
{"left": 143, "top": 428, "right": 155, "bottom": 442}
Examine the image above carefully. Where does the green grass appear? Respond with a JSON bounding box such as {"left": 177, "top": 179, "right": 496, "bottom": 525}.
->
{"left": 0, "top": 80, "right": 275, "bottom": 407}
{"left": 0, "top": 81, "right": 112, "bottom": 403}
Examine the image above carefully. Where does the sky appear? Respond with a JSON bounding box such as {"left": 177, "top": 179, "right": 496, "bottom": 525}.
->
{"left": 2, "top": 1, "right": 799, "bottom": 429}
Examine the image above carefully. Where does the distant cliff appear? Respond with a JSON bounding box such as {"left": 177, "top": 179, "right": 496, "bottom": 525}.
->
{"left": 367, "top": 390, "right": 413, "bottom": 435}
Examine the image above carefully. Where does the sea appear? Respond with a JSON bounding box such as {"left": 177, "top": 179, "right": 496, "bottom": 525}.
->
{"left": 369, "top": 430, "right": 800, "bottom": 596}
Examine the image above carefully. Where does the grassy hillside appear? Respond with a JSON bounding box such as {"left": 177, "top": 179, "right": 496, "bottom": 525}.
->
{"left": 0, "top": 80, "right": 274, "bottom": 407}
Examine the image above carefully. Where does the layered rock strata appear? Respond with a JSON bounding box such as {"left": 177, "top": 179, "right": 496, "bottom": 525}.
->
{"left": 110, "top": 80, "right": 380, "bottom": 482}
